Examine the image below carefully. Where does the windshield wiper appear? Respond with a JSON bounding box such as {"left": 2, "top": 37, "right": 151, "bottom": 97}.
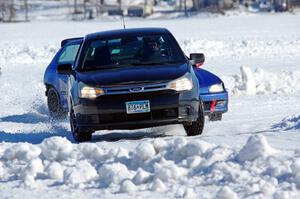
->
{"left": 129, "top": 61, "right": 170, "bottom": 66}
{"left": 131, "top": 61, "right": 182, "bottom": 66}
{"left": 81, "top": 65, "right": 121, "bottom": 71}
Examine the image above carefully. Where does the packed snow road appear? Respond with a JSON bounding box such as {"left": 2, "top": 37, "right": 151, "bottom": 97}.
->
{"left": 0, "top": 13, "right": 300, "bottom": 198}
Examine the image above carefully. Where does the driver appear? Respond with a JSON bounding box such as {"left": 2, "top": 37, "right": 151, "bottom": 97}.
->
{"left": 138, "top": 37, "right": 162, "bottom": 61}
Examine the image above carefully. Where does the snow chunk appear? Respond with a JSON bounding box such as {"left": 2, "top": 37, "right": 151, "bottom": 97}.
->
{"left": 153, "top": 139, "right": 168, "bottom": 153}
{"left": 154, "top": 163, "right": 188, "bottom": 182}
{"left": 41, "top": 137, "right": 73, "bottom": 161}
{"left": 0, "top": 162, "right": 5, "bottom": 179}
{"left": 216, "top": 186, "right": 238, "bottom": 199}
{"left": 291, "top": 159, "right": 300, "bottom": 188}
{"left": 132, "top": 168, "right": 151, "bottom": 185}
{"left": 46, "top": 162, "right": 64, "bottom": 180}
{"left": 64, "top": 160, "right": 97, "bottom": 185}
{"left": 238, "top": 135, "right": 276, "bottom": 162}
{"left": 135, "top": 142, "right": 156, "bottom": 162}
{"left": 240, "top": 66, "right": 256, "bottom": 95}
{"left": 21, "top": 158, "right": 44, "bottom": 186}
{"left": 119, "top": 180, "right": 137, "bottom": 193}
{"left": 177, "top": 140, "right": 211, "bottom": 159}
{"left": 78, "top": 143, "right": 104, "bottom": 161}
{"left": 98, "top": 163, "right": 133, "bottom": 186}
{"left": 151, "top": 178, "right": 166, "bottom": 192}
{"left": 3, "top": 143, "right": 41, "bottom": 161}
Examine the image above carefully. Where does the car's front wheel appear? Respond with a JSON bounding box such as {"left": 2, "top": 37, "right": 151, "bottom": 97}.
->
{"left": 70, "top": 108, "right": 92, "bottom": 142}
{"left": 184, "top": 103, "right": 205, "bottom": 136}
{"left": 47, "top": 87, "right": 66, "bottom": 119}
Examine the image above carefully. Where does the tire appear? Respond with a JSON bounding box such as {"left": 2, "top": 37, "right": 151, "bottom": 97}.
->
{"left": 70, "top": 107, "right": 92, "bottom": 142}
{"left": 47, "top": 87, "right": 66, "bottom": 119}
{"left": 184, "top": 102, "right": 205, "bottom": 136}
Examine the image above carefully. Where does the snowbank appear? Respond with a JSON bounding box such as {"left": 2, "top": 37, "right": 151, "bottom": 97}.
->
{"left": 222, "top": 66, "right": 300, "bottom": 95}
{"left": 1, "top": 135, "right": 300, "bottom": 197}
{"left": 181, "top": 38, "right": 300, "bottom": 59}
{"left": 1, "top": 36, "right": 299, "bottom": 64}
{"left": 0, "top": 44, "right": 57, "bottom": 64}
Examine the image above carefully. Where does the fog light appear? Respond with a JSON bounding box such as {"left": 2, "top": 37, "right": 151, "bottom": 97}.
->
{"left": 179, "top": 107, "right": 190, "bottom": 116}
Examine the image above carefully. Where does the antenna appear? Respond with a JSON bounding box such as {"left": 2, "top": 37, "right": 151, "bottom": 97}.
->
{"left": 122, "top": 14, "right": 126, "bottom": 29}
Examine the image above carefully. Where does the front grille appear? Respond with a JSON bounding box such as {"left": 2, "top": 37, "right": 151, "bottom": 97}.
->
{"left": 104, "top": 83, "right": 167, "bottom": 95}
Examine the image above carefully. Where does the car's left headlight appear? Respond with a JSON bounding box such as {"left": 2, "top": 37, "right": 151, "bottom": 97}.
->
{"left": 167, "top": 73, "right": 193, "bottom": 91}
{"left": 78, "top": 82, "right": 105, "bottom": 99}
{"left": 209, "top": 83, "right": 224, "bottom": 93}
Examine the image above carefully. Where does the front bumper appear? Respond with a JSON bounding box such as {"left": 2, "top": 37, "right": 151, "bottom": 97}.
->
{"left": 200, "top": 91, "right": 228, "bottom": 115}
{"left": 73, "top": 90, "right": 199, "bottom": 131}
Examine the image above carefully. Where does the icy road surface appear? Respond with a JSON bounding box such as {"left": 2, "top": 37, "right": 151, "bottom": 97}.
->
{"left": 0, "top": 13, "right": 300, "bottom": 198}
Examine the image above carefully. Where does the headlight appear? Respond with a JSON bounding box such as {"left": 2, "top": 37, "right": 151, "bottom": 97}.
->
{"left": 209, "top": 83, "right": 224, "bottom": 93}
{"left": 79, "top": 83, "right": 104, "bottom": 99}
{"left": 167, "top": 73, "right": 193, "bottom": 91}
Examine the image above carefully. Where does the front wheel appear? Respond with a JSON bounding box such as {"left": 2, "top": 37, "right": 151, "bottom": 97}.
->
{"left": 70, "top": 108, "right": 92, "bottom": 142}
{"left": 184, "top": 103, "right": 205, "bottom": 136}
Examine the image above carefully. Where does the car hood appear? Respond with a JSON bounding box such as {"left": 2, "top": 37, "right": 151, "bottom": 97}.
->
{"left": 77, "top": 63, "right": 189, "bottom": 86}
{"left": 194, "top": 68, "right": 223, "bottom": 93}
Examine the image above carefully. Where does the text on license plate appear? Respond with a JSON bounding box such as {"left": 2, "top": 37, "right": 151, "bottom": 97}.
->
{"left": 125, "top": 100, "right": 150, "bottom": 114}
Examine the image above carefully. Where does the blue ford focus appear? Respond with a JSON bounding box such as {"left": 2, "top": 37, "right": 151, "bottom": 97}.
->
{"left": 44, "top": 28, "right": 228, "bottom": 142}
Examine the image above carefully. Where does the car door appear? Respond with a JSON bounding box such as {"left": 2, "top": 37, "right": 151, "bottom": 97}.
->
{"left": 56, "top": 42, "right": 81, "bottom": 109}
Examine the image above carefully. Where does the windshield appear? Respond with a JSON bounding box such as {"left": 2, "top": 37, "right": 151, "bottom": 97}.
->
{"left": 79, "top": 33, "right": 186, "bottom": 71}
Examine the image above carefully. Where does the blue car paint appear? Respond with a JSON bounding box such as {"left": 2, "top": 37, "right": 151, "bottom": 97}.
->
{"left": 194, "top": 68, "right": 228, "bottom": 114}
{"left": 44, "top": 38, "right": 228, "bottom": 115}
{"left": 44, "top": 39, "right": 82, "bottom": 109}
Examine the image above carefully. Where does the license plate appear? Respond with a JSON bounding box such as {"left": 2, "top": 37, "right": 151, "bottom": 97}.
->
{"left": 126, "top": 100, "right": 150, "bottom": 114}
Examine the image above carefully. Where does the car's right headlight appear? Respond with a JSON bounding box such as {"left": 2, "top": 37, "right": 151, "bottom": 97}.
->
{"left": 167, "top": 73, "right": 193, "bottom": 91}
{"left": 209, "top": 83, "right": 224, "bottom": 93}
{"left": 79, "top": 82, "right": 104, "bottom": 99}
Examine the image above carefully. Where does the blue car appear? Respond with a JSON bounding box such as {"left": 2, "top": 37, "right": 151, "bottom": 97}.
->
{"left": 44, "top": 28, "right": 228, "bottom": 141}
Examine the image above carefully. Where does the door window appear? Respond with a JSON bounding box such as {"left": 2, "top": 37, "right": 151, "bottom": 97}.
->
{"left": 57, "top": 44, "right": 80, "bottom": 64}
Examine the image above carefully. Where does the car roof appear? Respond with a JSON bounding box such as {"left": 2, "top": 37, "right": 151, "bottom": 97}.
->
{"left": 85, "top": 28, "right": 170, "bottom": 40}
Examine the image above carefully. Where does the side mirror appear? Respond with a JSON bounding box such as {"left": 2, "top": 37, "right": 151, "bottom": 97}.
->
{"left": 57, "top": 63, "right": 72, "bottom": 75}
{"left": 190, "top": 53, "right": 205, "bottom": 68}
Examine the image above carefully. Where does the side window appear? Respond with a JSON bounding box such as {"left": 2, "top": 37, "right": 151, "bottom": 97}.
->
{"left": 57, "top": 44, "right": 80, "bottom": 64}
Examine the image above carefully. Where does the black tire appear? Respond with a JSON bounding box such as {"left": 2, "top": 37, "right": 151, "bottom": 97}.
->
{"left": 47, "top": 87, "right": 67, "bottom": 119}
{"left": 184, "top": 102, "right": 205, "bottom": 136}
{"left": 70, "top": 107, "right": 92, "bottom": 142}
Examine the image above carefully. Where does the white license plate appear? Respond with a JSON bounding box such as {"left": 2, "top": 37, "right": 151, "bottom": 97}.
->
{"left": 126, "top": 100, "right": 150, "bottom": 114}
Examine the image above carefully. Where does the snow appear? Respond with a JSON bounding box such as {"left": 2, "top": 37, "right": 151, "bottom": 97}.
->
{"left": 274, "top": 115, "right": 300, "bottom": 131}
{"left": 1, "top": 135, "right": 300, "bottom": 197}
{"left": 0, "top": 12, "right": 300, "bottom": 198}
{"left": 41, "top": 136, "right": 73, "bottom": 161}
{"left": 216, "top": 186, "right": 238, "bottom": 199}
{"left": 46, "top": 161, "right": 64, "bottom": 180}
{"left": 64, "top": 160, "right": 98, "bottom": 185}
{"left": 223, "top": 67, "right": 300, "bottom": 95}
{"left": 237, "top": 135, "right": 277, "bottom": 162}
